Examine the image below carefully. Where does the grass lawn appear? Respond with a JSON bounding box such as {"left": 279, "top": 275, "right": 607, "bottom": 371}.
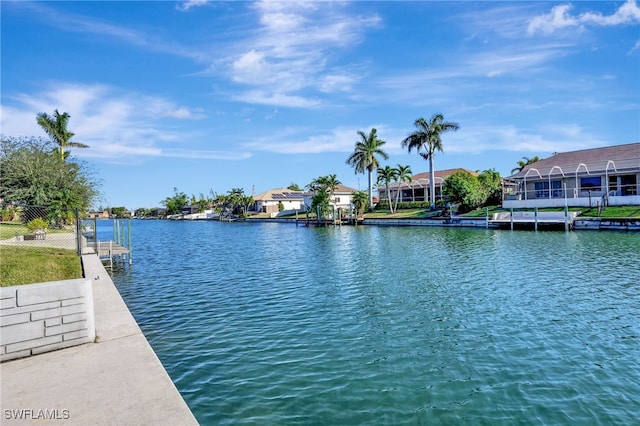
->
{"left": 0, "top": 222, "right": 30, "bottom": 240}
{"left": 364, "top": 208, "right": 441, "bottom": 219}
{"left": 257, "top": 205, "right": 640, "bottom": 221}
{"left": 459, "top": 205, "right": 640, "bottom": 218}
{"left": 578, "top": 205, "right": 640, "bottom": 218}
{"left": 0, "top": 246, "right": 83, "bottom": 287}
{"left": 0, "top": 222, "right": 75, "bottom": 240}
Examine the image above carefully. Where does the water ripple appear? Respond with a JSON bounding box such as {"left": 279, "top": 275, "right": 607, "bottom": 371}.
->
{"left": 109, "top": 221, "right": 640, "bottom": 425}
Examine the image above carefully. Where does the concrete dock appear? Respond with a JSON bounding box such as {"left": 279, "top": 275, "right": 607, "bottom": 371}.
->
{"left": 0, "top": 255, "right": 198, "bottom": 425}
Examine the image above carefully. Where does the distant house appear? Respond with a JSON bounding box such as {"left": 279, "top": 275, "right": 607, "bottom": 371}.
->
{"left": 378, "top": 168, "right": 478, "bottom": 205}
{"left": 149, "top": 208, "right": 167, "bottom": 218}
{"left": 181, "top": 205, "right": 200, "bottom": 216}
{"left": 504, "top": 142, "right": 640, "bottom": 208}
{"left": 302, "top": 184, "right": 358, "bottom": 211}
{"left": 330, "top": 184, "right": 358, "bottom": 209}
{"left": 253, "top": 188, "right": 305, "bottom": 214}
{"left": 87, "top": 210, "right": 109, "bottom": 219}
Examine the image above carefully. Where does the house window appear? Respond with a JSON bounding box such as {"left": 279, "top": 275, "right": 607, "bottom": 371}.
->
{"left": 334, "top": 197, "right": 341, "bottom": 203}
{"left": 551, "top": 180, "right": 563, "bottom": 198}
{"left": 580, "top": 176, "right": 602, "bottom": 191}
{"left": 534, "top": 182, "right": 548, "bottom": 199}
{"left": 620, "top": 174, "right": 637, "bottom": 196}
{"left": 609, "top": 176, "right": 618, "bottom": 194}
{"left": 534, "top": 181, "right": 563, "bottom": 198}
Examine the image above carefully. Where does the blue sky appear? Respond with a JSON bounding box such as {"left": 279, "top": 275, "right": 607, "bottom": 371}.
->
{"left": 2, "top": 1, "right": 639, "bottom": 210}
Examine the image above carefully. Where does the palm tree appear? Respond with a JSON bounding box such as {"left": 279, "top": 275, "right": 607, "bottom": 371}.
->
{"left": 306, "top": 175, "right": 341, "bottom": 223}
{"left": 346, "top": 128, "right": 389, "bottom": 210}
{"left": 36, "top": 109, "right": 89, "bottom": 160}
{"left": 401, "top": 114, "right": 459, "bottom": 209}
{"left": 324, "top": 174, "right": 341, "bottom": 199}
{"left": 377, "top": 165, "right": 398, "bottom": 213}
{"left": 351, "top": 190, "right": 368, "bottom": 218}
{"left": 393, "top": 164, "right": 413, "bottom": 212}
{"left": 511, "top": 156, "right": 541, "bottom": 174}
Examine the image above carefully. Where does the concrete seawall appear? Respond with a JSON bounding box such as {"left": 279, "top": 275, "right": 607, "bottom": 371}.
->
{"left": 0, "top": 255, "right": 198, "bottom": 425}
{"left": 1, "top": 279, "right": 96, "bottom": 362}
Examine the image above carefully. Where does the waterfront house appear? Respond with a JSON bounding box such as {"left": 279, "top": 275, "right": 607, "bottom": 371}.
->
{"left": 378, "top": 168, "right": 478, "bottom": 205}
{"left": 302, "top": 184, "right": 358, "bottom": 211}
{"left": 503, "top": 142, "right": 640, "bottom": 209}
{"left": 330, "top": 184, "right": 358, "bottom": 209}
{"left": 253, "top": 188, "right": 305, "bottom": 215}
{"left": 142, "top": 207, "right": 167, "bottom": 219}
{"left": 181, "top": 205, "right": 200, "bottom": 216}
{"left": 87, "top": 210, "right": 110, "bottom": 219}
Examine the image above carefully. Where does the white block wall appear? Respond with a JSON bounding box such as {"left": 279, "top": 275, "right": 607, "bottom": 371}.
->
{"left": 0, "top": 279, "right": 95, "bottom": 362}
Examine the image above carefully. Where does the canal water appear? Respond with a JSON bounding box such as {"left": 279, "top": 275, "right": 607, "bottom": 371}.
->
{"left": 105, "top": 220, "right": 639, "bottom": 425}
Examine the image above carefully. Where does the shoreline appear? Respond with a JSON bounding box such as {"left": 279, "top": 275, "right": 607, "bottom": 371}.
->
{"left": 243, "top": 215, "right": 640, "bottom": 231}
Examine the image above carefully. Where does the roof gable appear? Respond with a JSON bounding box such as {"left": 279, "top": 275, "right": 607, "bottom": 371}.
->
{"left": 510, "top": 142, "right": 640, "bottom": 178}
{"left": 333, "top": 184, "right": 358, "bottom": 194}
{"left": 253, "top": 188, "right": 305, "bottom": 201}
{"left": 412, "top": 168, "right": 479, "bottom": 182}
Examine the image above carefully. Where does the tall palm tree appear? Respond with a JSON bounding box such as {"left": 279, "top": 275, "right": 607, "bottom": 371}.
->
{"left": 377, "top": 165, "right": 398, "bottom": 213}
{"left": 393, "top": 164, "right": 413, "bottom": 213}
{"left": 346, "top": 128, "right": 389, "bottom": 210}
{"left": 511, "top": 156, "right": 541, "bottom": 174}
{"left": 36, "top": 109, "right": 88, "bottom": 160}
{"left": 401, "top": 113, "right": 459, "bottom": 209}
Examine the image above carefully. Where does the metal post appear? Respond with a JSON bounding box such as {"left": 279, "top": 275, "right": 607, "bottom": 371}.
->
{"left": 510, "top": 207, "right": 514, "bottom": 231}
{"left": 534, "top": 207, "right": 538, "bottom": 231}
{"left": 75, "top": 208, "right": 82, "bottom": 256}
{"left": 564, "top": 183, "right": 569, "bottom": 232}
{"left": 128, "top": 219, "right": 133, "bottom": 265}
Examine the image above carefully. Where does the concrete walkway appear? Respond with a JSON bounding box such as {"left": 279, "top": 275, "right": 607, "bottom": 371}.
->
{"left": 1, "top": 255, "right": 198, "bottom": 425}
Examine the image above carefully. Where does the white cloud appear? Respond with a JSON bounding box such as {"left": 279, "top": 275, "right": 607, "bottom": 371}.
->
{"left": 444, "top": 123, "right": 606, "bottom": 155}
{"left": 222, "top": 1, "right": 381, "bottom": 107}
{"left": 176, "top": 0, "right": 210, "bottom": 12}
{"left": 243, "top": 127, "right": 357, "bottom": 154}
{"left": 0, "top": 82, "right": 248, "bottom": 161}
{"left": 231, "top": 50, "right": 268, "bottom": 84}
{"left": 528, "top": 0, "right": 640, "bottom": 35}
{"left": 319, "top": 74, "right": 356, "bottom": 93}
{"left": 528, "top": 4, "right": 579, "bottom": 35}
{"left": 161, "top": 149, "right": 251, "bottom": 160}
{"left": 580, "top": 0, "right": 640, "bottom": 26}
{"left": 15, "top": 2, "right": 207, "bottom": 62}
{"left": 232, "top": 91, "right": 321, "bottom": 108}
{"left": 242, "top": 124, "right": 402, "bottom": 156}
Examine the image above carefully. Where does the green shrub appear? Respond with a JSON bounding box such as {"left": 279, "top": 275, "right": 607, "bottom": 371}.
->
{"left": 26, "top": 217, "right": 48, "bottom": 232}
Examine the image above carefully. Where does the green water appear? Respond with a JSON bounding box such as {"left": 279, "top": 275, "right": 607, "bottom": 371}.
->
{"left": 110, "top": 221, "right": 640, "bottom": 425}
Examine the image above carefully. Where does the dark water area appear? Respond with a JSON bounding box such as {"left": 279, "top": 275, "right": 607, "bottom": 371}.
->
{"left": 104, "top": 220, "right": 640, "bottom": 425}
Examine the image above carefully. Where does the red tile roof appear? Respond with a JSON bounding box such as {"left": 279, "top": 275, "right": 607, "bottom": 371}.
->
{"left": 412, "top": 168, "right": 479, "bottom": 182}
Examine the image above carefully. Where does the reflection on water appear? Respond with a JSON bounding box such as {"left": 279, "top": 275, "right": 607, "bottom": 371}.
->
{"left": 110, "top": 221, "right": 640, "bottom": 425}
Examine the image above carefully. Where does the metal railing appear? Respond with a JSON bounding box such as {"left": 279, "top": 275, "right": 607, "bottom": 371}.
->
{"left": 0, "top": 204, "right": 83, "bottom": 256}
{"left": 503, "top": 183, "right": 638, "bottom": 202}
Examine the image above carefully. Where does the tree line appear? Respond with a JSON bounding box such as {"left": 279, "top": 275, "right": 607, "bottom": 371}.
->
{"left": 346, "top": 113, "right": 540, "bottom": 214}
{"left": 1, "top": 109, "right": 97, "bottom": 224}
{"left": 1, "top": 108, "right": 541, "bottom": 222}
